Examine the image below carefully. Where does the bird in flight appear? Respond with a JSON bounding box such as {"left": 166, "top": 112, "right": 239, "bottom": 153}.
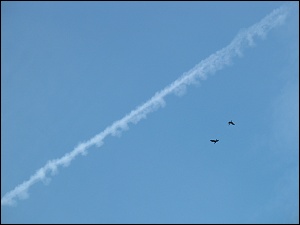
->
{"left": 228, "top": 120, "right": 235, "bottom": 125}
{"left": 210, "top": 139, "right": 219, "bottom": 144}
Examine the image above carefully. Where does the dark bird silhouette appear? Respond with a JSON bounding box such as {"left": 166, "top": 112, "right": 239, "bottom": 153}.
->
{"left": 228, "top": 120, "right": 235, "bottom": 125}
{"left": 210, "top": 139, "right": 219, "bottom": 144}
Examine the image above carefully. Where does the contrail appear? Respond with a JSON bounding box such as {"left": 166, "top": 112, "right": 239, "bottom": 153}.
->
{"left": 1, "top": 4, "right": 291, "bottom": 206}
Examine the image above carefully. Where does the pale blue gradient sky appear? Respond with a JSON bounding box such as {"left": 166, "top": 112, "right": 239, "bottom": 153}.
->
{"left": 1, "top": 2, "right": 299, "bottom": 223}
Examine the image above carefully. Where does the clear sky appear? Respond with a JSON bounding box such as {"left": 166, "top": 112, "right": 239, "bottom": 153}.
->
{"left": 1, "top": 2, "right": 299, "bottom": 224}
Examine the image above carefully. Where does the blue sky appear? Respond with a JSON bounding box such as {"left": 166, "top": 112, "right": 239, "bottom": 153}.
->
{"left": 1, "top": 2, "right": 299, "bottom": 223}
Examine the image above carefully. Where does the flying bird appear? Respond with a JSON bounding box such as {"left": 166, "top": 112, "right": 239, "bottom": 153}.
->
{"left": 228, "top": 120, "right": 235, "bottom": 125}
{"left": 210, "top": 139, "right": 219, "bottom": 144}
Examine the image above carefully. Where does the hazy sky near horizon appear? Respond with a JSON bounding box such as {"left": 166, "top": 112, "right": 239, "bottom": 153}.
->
{"left": 1, "top": 2, "right": 299, "bottom": 223}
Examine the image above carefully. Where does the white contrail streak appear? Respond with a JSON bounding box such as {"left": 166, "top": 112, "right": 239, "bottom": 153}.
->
{"left": 1, "top": 4, "right": 291, "bottom": 206}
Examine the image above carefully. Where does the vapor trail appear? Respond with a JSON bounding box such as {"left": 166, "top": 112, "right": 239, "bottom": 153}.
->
{"left": 1, "top": 4, "right": 291, "bottom": 206}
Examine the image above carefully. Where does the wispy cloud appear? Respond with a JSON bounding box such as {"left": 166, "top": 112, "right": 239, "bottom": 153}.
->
{"left": 1, "top": 4, "right": 292, "bottom": 207}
